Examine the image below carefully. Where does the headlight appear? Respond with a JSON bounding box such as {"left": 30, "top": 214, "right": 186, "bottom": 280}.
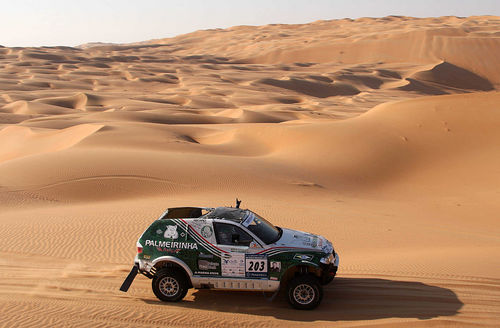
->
{"left": 320, "top": 253, "right": 334, "bottom": 264}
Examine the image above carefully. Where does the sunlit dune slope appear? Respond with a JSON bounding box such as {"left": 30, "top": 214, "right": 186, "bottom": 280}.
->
{"left": 147, "top": 15, "right": 500, "bottom": 85}
{"left": 1, "top": 92, "right": 498, "bottom": 204}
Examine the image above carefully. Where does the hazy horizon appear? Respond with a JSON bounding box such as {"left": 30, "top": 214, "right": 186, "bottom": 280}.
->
{"left": 1, "top": 0, "right": 499, "bottom": 47}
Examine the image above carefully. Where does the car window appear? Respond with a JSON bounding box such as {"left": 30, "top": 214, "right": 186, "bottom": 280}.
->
{"left": 214, "top": 223, "right": 253, "bottom": 246}
{"left": 243, "top": 211, "right": 281, "bottom": 244}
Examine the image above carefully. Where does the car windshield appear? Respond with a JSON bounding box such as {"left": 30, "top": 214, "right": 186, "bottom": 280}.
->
{"left": 242, "top": 211, "right": 281, "bottom": 244}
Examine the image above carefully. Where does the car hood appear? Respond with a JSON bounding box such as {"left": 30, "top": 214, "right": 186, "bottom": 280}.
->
{"left": 274, "top": 228, "right": 332, "bottom": 253}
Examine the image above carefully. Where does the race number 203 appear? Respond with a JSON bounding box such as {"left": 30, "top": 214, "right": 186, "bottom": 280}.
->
{"left": 245, "top": 254, "right": 268, "bottom": 278}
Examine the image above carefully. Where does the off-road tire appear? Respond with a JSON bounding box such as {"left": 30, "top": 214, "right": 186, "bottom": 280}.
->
{"left": 287, "top": 275, "right": 323, "bottom": 310}
{"left": 152, "top": 268, "right": 189, "bottom": 302}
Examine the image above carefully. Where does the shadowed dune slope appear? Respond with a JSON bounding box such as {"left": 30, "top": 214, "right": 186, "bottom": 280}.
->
{"left": 257, "top": 78, "right": 360, "bottom": 98}
{"left": 412, "top": 61, "right": 494, "bottom": 91}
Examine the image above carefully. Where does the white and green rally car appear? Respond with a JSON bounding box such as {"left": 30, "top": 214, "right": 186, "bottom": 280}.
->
{"left": 120, "top": 203, "right": 339, "bottom": 310}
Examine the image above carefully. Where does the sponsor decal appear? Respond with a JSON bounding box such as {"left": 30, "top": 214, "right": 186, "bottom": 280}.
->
{"left": 242, "top": 212, "right": 254, "bottom": 227}
{"left": 156, "top": 248, "right": 181, "bottom": 253}
{"left": 198, "top": 259, "right": 219, "bottom": 271}
{"left": 270, "top": 261, "right": 281, "bottom": 273}
{"left": 230, "top": 248, "right": 246, "bottom": 253}
{"left": 201, "top": 225, "right": 213, "bottom": 238}
{"left": 301, "top": 236, "right": 319, "bottom": 248}
{"left": 294, "top": 232, "right": 322, "bottom": 248}
{"left": 145, "top": 239, "right": 198, "bottom": 250}
{"left": 198, "top": 253, "right": 214, "bottom": 259}
{"left": 156, "top": 229, "right": 163, "bottom": 235}
{"left": 294, "top": 254, "right": 313, "bottom": 261}
{"left": 172, "top": 219, "right": 223, "bottom": 257}
{"left": 221, "top": 253, "right": 245, "bottom": 277}
{"left": 249, "top": 241, "right": 260, "bottom": 249}
{"left": 194, "top": 271, "right": 218, "bottom": 275}
{"left": 189, "top": 219, "right": 210, "bottom": 235}
{"left": 192, "top": 219, "right": 206, "bottom": 227}
{"left": 245, "top": 254, "right": 268, "bottom": 278}
{"left": 163, "top": 225, "right": 179, "bottom": 239}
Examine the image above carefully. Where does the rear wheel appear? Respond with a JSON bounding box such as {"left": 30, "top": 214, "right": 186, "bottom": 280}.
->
{"left": 287, "top": 275, "right": 323, "bottom": 310}
{"left": 152, "top": 268, "right": 189, "bottom": 302}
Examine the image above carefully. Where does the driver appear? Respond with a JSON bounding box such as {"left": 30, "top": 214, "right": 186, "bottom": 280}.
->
{"left": 218, "top": 225, "right": 236, "bottom": 245}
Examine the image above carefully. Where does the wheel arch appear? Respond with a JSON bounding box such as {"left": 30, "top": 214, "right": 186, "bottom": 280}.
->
{"left": 280, "top": 263, "right": 322, "bottom": 288}
{"left": 152, "top": 256, "right": 193, "bottom": 288}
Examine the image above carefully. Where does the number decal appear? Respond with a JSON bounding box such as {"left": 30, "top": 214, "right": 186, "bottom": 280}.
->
{"left": 247, "top": 260, "right": 266, "bottom": 271}
{"left": 245, "top": 255, "right": 268, "bottom": 278}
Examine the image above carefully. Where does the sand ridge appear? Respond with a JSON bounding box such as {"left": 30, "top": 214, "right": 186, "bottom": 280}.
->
{"left": 1, "top": 16, "right": 500, "bottom": 327}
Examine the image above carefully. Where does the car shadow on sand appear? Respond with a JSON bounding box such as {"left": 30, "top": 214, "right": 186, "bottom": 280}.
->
{"left": 142, "top": 277, "right": 463, "bottom": 322}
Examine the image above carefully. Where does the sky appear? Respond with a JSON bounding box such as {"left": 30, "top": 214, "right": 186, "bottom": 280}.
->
{"left": 0, "top": 0, "right": 499, "bottom": 47}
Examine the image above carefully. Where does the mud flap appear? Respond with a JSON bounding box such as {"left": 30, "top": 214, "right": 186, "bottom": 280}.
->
{"left": 119, "top": 265, "right": 139, "bottom": 292}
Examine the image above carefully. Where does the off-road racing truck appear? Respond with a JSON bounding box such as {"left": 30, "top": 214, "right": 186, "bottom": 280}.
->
{"left": 120, "top": 202, "right": 339, "bottom": 310}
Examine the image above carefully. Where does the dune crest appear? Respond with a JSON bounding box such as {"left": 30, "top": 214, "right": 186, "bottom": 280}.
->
{"left": 33, "top": 92, "right": 114, "bottom": 111}
{"left": 0, "top": 124, "right": 103, "bottom": 163}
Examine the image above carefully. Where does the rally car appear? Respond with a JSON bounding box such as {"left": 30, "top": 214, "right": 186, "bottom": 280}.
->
{"left": 120, "top": 202, "right": 339, "bottom": 310}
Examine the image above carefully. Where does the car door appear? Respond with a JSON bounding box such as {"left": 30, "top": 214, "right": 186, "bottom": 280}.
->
{"left": 213, "top": 222, "right": 268, "bottom": 279}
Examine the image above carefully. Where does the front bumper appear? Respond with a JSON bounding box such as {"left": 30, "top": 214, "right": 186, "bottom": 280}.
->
{"left": 320, "top": 252, "right": 339, "bottom": 285}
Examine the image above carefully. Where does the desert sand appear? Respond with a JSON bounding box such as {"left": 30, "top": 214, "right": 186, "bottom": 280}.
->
{"left": 1, "top": 16, "right": 500, "bottom": 327}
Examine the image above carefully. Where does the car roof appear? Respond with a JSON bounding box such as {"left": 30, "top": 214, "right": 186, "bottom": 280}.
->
{"left": 206, "top": 207, "right": 249, "bottom": 223}
{"left": 163, "top": 207, "right": 210, "bottom": 219}
{"left": 163, "top": 206, "right": 250, "bottom": 223}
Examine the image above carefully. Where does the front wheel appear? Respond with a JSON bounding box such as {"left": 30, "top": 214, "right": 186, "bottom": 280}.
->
{"left": 152, "top": 269, "right": 189, "bottom": 302}
{"left": 287, "top": 275, "right": 323, "bottom": 310}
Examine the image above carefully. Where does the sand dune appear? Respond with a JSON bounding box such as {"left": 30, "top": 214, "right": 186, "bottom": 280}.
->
{"left": 257, "top": 78, "right": 361, "bottom": 98}
{"left": 1, "top": 16, "right": 500, "bottom": 327}
{"left": 412, "top": 61, "right": 494, "bottom": 91}
{"left": 0, "top": 123, "right": 103, "bottom": 163}
{"left": 399, "top": 61, "right": 496, "bottom": 94}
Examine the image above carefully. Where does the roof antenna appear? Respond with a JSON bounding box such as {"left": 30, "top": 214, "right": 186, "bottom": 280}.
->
{"left": 236, "top": 198, "right": 241, "bottom": 208}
